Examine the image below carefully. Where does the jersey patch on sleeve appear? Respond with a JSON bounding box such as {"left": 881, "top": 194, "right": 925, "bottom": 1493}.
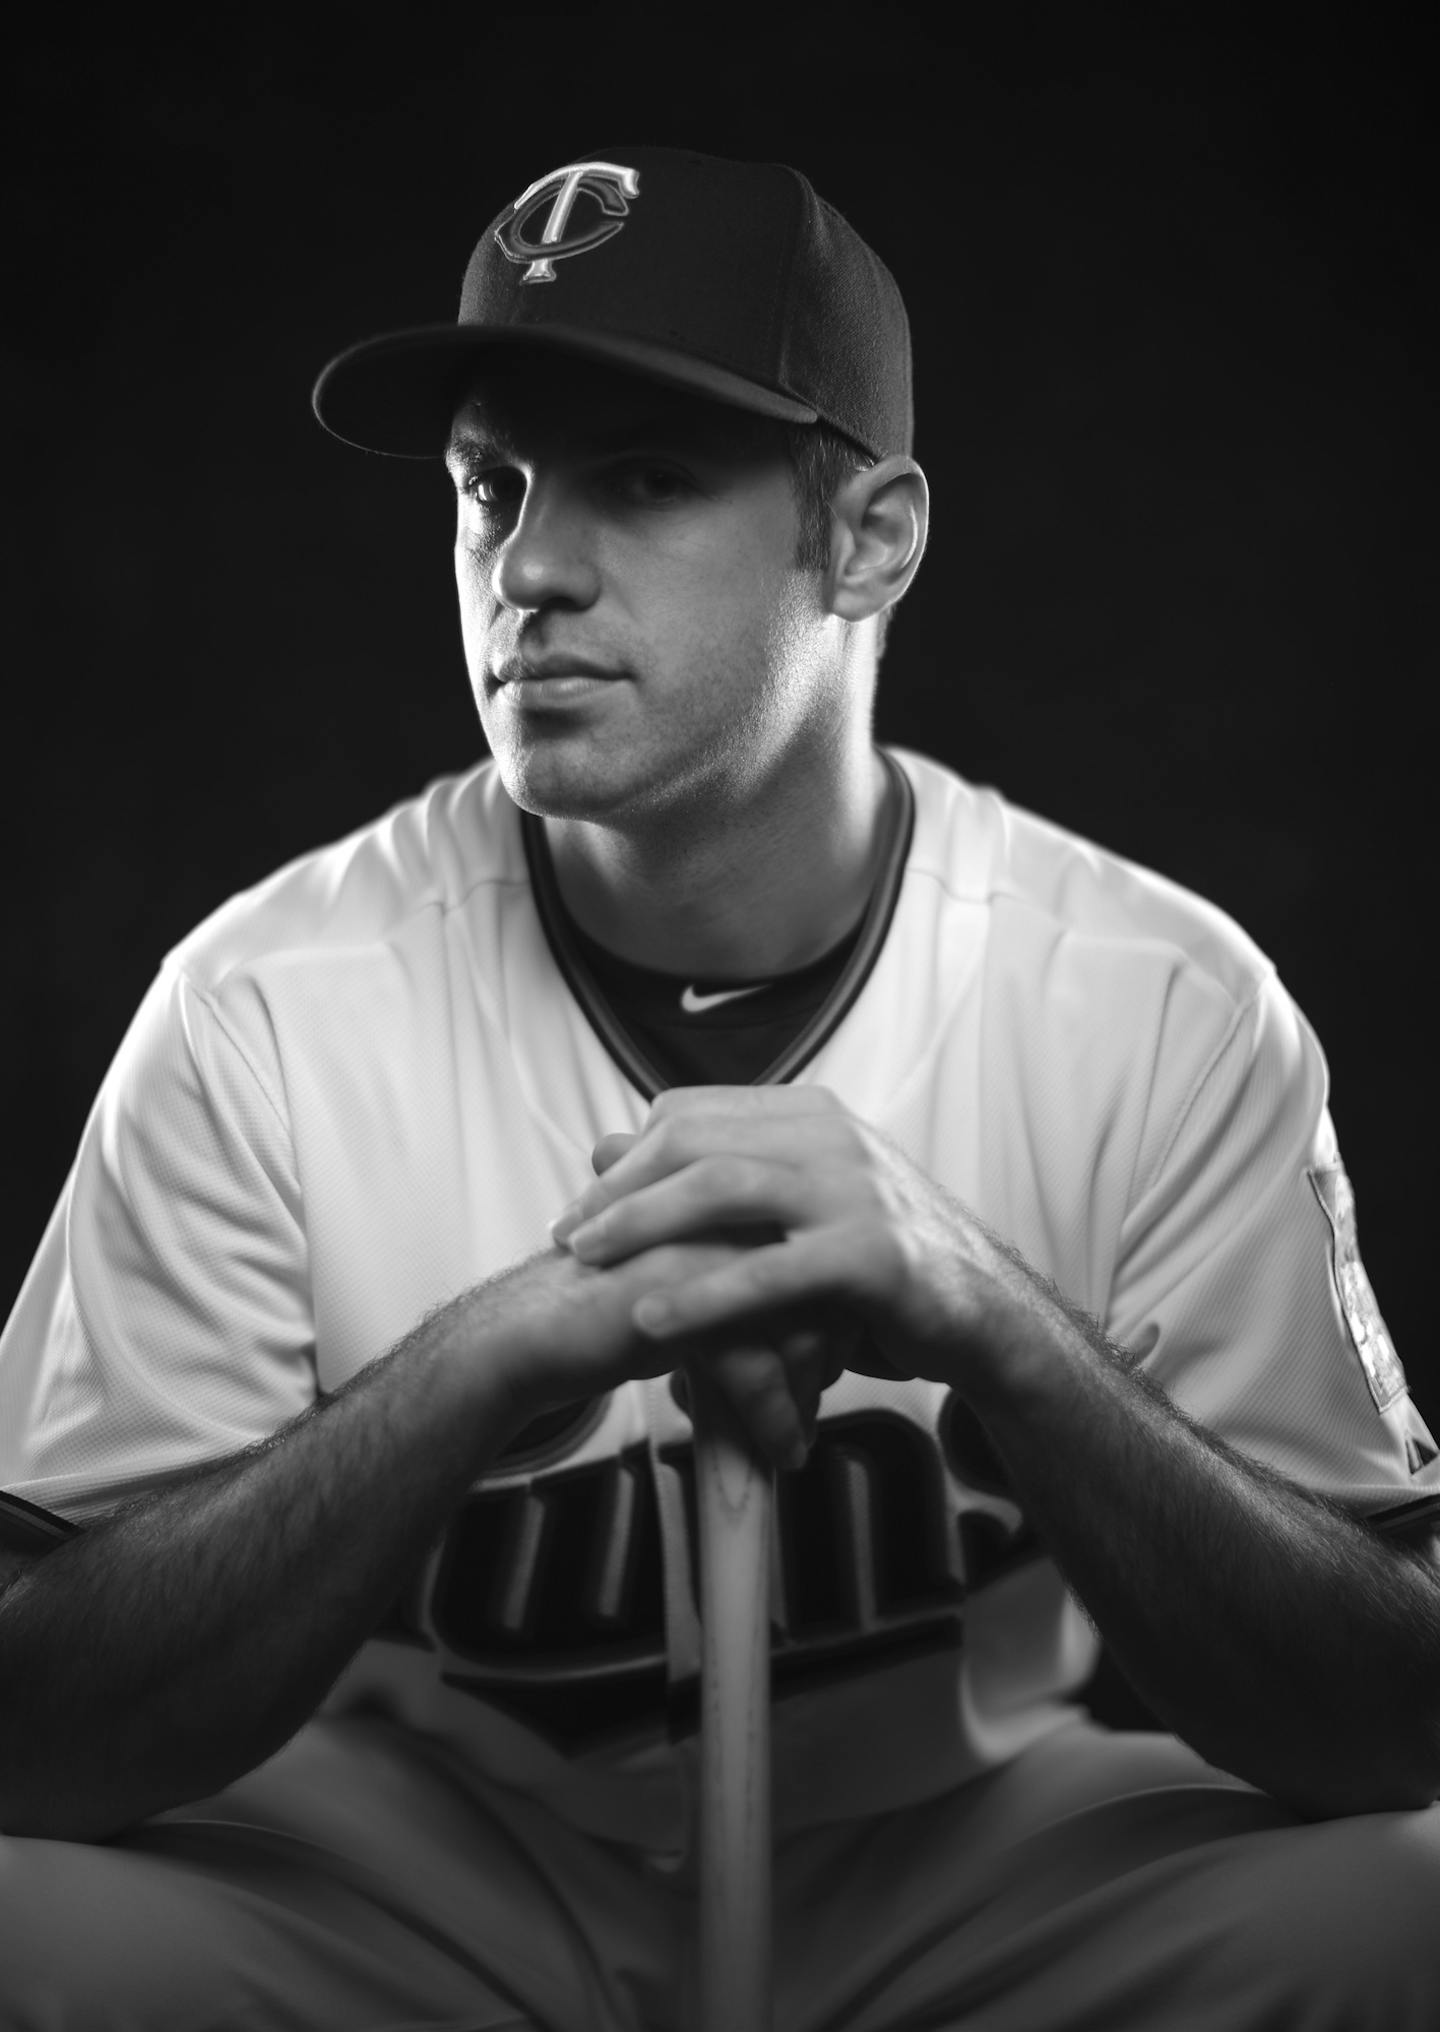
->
{"left": 1308, "top": 1164, "right": 1407, "bottom": 1414}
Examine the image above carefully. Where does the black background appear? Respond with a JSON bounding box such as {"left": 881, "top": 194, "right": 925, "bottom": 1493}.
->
{"left": 3, "top": 24, "right": 1434, "bottom": 1437}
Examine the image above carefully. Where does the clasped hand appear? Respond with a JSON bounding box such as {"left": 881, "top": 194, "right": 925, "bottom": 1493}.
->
{"left": 550, "top": 1086, "right": 1030, "bottom": 1468}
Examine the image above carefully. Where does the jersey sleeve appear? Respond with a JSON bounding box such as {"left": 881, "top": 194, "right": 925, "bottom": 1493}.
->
{"left": 1107, "top": 969, "right": 1440, "bottom": 1524}
{"left": 0, "top": 961, "right": 317, "bottom": 1522}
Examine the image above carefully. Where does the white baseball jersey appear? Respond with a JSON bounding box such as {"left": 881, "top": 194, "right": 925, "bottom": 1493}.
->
{"left": 3, "top": 747, "right": 1436, "bottom": 1856}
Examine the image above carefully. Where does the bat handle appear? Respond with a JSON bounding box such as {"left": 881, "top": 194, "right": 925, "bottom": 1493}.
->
{"left": 692, "top": 1366, "right": 775, "bottom": 2032}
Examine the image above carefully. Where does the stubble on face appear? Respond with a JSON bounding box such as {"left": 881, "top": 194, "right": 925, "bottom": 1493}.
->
{"left": 448, "top": 358, "right": 835, "bottom": 835}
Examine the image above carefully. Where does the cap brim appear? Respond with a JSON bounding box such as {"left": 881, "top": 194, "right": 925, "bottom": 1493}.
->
{"left": 312, "top": 323, "right": 819, "bottom": 456}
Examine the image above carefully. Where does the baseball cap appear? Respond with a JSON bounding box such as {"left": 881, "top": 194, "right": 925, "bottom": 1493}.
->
{"left": 312, "top": 144, "right": 912, "bottom": 461}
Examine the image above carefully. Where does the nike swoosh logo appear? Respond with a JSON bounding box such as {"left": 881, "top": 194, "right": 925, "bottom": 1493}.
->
{"left": 680, "top": 982, "right": 770, "bottom": 1013}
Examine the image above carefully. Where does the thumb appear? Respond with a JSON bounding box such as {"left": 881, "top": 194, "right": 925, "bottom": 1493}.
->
{"left": 591, "top": 1130, "right": 639, "bottom": 1176}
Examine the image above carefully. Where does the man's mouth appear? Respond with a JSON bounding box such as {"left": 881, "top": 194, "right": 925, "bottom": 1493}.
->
{"left": 492, "top": 655, "right": 622, "bottom": 686}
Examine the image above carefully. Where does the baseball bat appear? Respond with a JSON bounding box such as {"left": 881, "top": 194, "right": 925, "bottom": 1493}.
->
{"left": 692, "top": 1365, "right": 774, "bottom": 2032}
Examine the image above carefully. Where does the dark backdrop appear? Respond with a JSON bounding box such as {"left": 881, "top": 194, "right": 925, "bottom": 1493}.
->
{"left": 4, "top": 26, "right": 1434, "bottom": 1431}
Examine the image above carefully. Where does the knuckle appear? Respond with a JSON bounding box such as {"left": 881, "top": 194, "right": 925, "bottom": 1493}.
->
{"left": 650, "top": 1242, "right": 699, "bottom": 1283}
{"left": 843, "top": 1115, "right": 876, "bottom": 1160}
{"left": 888, "top": 1222, "right": 927, "bottom": 1283}
{"left": 747, "top": 1247, "right": 791, "bottom": 1296}
{"left": 704, "top": 1153, "right": 759, "bottom": 1202}
{"left": 649, "top": 1088, "right": 696, "bottom": 1130}
{"left": 817, "top": 1113, "right": 865, "bottom": 1166}
{"left": 650, "top": 1117, "right": 689, "bottom": 1165}
{"left": 845, "top": 1219, "right": 895, "bottom": 1277}
{"left": 669, "top": 1089, "right": 714, "bottom": 1117}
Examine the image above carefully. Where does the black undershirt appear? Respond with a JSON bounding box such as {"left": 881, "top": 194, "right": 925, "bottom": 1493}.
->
{"left": 563, "top": 912, "right": 867, "bottom": 1088}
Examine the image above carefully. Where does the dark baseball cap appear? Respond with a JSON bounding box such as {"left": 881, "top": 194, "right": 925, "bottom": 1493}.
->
{"left": 312, "top": 145, "right": 912, "bottom": 461}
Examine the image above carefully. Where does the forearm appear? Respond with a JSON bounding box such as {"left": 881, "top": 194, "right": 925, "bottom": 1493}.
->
{"left": 970, "top": 1287, "right": 1440, "bottom": 1817}
{"left": 0, "top": 1231, "right": 769, "bottom": 1841}
{"left": 0, "top": 1274, "right": 536, "bottom": 1841}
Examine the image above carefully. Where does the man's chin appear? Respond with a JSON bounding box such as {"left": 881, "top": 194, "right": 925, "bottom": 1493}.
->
{"left": 489, "top": 745, "right": 640, "bottom": 825}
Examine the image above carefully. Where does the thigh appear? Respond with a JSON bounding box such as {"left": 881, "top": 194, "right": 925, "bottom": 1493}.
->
{"left": 0, "top": 1718, "right": 684, "bottom": 2032}
{"left": 774, "top": 1714, "right": 1440, "bottom": 2032}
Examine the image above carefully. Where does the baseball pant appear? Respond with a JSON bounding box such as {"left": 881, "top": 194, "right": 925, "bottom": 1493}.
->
{"left": 2, "top": 1709, "right": 1438, "bottom": 2029}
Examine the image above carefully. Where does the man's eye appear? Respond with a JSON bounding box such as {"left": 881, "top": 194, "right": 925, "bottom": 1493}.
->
{"left": 612, "top": 463, "right": 692, "bottom": 505}
{"left": 463, "top": 469, "right": 524, "bottom": 509}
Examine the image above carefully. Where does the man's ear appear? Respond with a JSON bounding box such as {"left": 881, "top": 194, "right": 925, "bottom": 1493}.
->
{"left": 826, "top": 457, "right": 929, "bottom": 623}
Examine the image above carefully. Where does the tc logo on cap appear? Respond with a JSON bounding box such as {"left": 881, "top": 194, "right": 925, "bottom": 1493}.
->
{"left": 494, "top": 161, "right": 642, "bottom": 284}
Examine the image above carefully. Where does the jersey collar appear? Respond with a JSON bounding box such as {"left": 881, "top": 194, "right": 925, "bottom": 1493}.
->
{"left": 520, "top": 748, "right": 916, "bottom": 1100}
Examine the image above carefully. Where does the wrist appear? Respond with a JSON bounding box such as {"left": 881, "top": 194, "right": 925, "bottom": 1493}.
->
{"left": 463, "top": 1245, "right": 637, "bottom": 1431}
{"left": 954, "top": 1253, "right": 1100, "bottom": 1422}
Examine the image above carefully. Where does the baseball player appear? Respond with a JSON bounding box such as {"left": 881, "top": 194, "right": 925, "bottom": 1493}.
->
{"left": 3, "top": 144, "right": 1440, "bottom": 2030}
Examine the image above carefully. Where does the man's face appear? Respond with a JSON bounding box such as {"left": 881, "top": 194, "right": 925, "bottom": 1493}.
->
{"left": 448, "top": 353, "right": 836, "bottom": 826}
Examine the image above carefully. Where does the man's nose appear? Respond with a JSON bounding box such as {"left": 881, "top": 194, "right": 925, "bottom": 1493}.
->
{"left": 492, "top": 476, "right": 599, "bottom": 614}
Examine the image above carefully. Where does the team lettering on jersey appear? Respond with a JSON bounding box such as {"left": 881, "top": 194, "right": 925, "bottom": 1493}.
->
{"left": 375, "top": 1388, "right": 1041, "bottom": 1751}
